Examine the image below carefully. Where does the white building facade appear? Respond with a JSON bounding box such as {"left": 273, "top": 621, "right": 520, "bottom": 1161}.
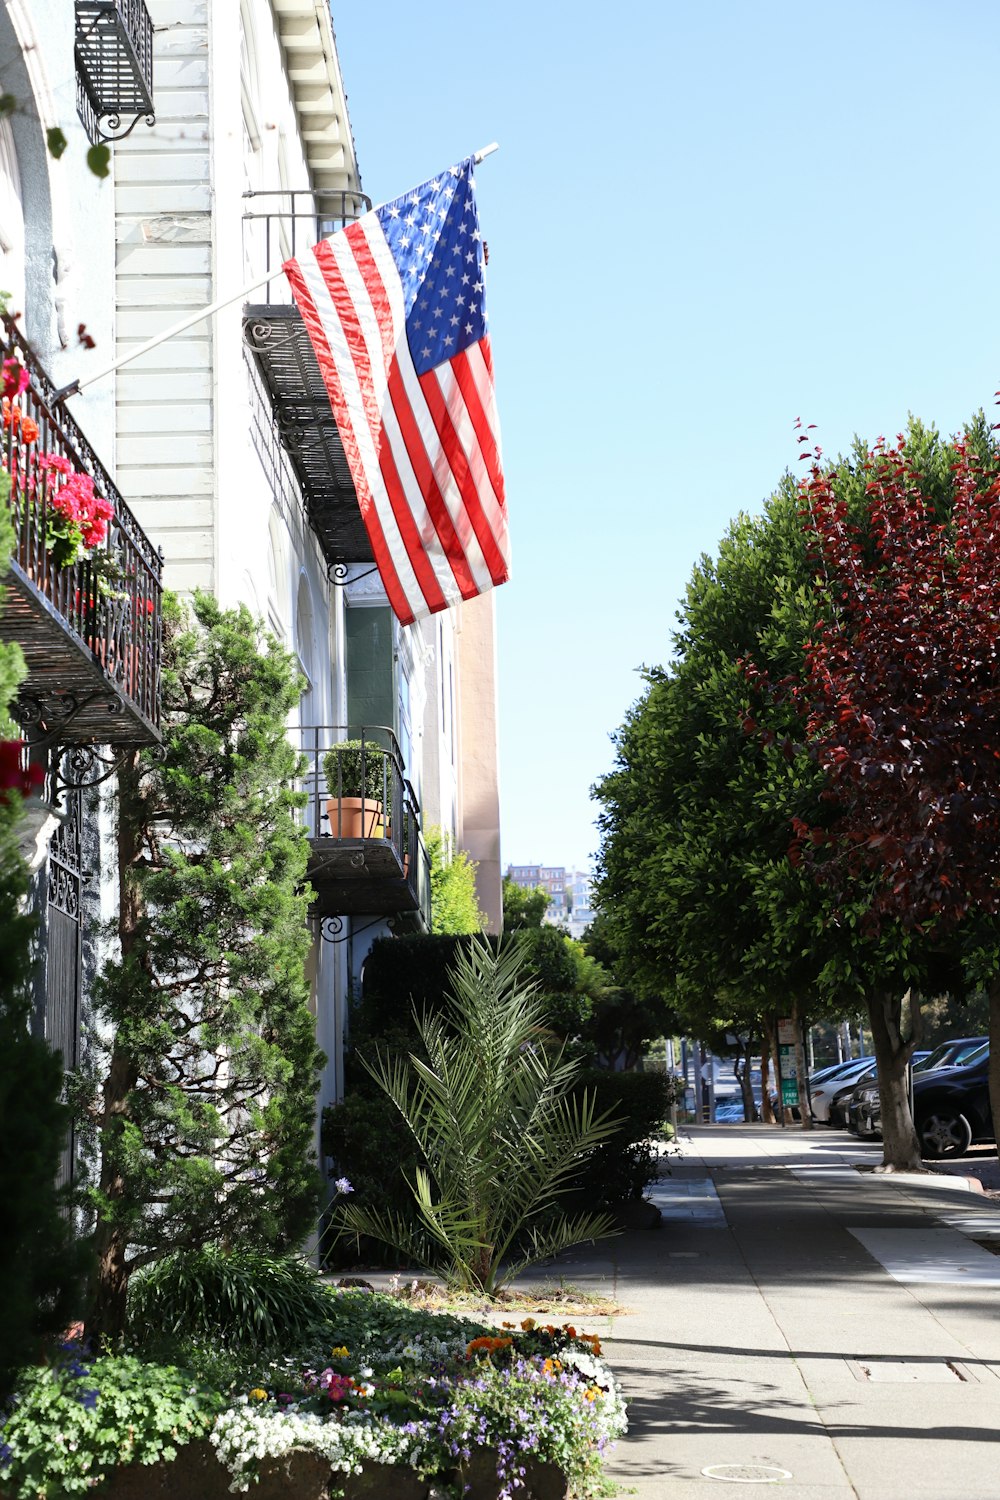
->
{"left": 0, "top": 0, "right": 503, "bottom": 1183}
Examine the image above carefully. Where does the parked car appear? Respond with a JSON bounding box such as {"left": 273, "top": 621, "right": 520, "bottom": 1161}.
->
{"left": 913, "top": 1037, "right": 988, "bottom": 1073}
{"left": 851, "top": 1075, "right": 882, "bottom": 1138}
{"left": 912, "top": 1047, "right": 993, "bottom": 1158}
{"left": 810, "top": 1058, "right": 879, "bottom": 1123}
{"left": 828, "top": 1066, "right": 877, "bottom": 1128}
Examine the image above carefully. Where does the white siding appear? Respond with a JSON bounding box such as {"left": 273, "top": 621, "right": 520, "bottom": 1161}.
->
{"left": 114, "top": 2, "right": 215, "bottom": 593}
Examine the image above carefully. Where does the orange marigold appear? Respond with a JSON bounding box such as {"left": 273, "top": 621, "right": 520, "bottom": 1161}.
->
{"left": 466, "top": 1336, "right": 513, "bottom": 1358}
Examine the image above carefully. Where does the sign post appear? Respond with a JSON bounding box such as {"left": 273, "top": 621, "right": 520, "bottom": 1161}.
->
{"left": 778, "top": 1017, "right": 799, "bottom": 1113}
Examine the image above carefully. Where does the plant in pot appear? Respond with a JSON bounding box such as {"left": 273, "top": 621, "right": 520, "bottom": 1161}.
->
{"left": 323, "top": 738, "right": 391, "bottom": 839}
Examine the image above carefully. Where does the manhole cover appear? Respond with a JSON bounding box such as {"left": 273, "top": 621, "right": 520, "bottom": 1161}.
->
{"left": 701, "top": 1465, "right": 793, "bottom": 1484}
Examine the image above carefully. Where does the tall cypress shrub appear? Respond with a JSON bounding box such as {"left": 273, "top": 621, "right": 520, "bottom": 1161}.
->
{"left": 85, "top": 593, "right": 323, "bottom": 1339}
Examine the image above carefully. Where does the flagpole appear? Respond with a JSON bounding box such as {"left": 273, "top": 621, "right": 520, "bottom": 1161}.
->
{"left": 54, "top": 268, "right": 280, "bottom": 401}
{"left": 54, "top": 144, "right": 501, "bottom": 403}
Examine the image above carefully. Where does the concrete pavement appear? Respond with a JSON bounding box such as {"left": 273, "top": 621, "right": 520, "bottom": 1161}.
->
{"left": 529, "top": 1124, "right": 1000, "bottom": 1500}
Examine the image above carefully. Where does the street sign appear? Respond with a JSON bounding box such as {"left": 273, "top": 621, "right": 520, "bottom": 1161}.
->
{"left": 781, "top": 1078, "right": 799, "bottom": 1105}
{"left": 777, "top": 1017, "right": 796, "bottom": 1045}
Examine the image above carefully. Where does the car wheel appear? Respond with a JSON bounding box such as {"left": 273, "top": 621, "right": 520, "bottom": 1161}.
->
{"left": 918, "top": 1110, "right": 973, "bottom": 1159}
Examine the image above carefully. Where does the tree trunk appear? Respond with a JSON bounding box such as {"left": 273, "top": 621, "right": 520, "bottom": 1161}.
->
{"left": 738, "top": 1043, "right": 758, "bottom": 1122}
{"left": 791, "top": 998, "right": 812, "bottom": 1129}
{"left": 989, "top": 980, "right": 1000, "bottom": 1164}
{"left": 760, "top": 1046, "right": 776, "bottom": 1125}
{"left": 86, "top": 753, "right": 144, "bottom": 1341}
{"left": 868, "top": 988, "right": 922, "bottom": 1171}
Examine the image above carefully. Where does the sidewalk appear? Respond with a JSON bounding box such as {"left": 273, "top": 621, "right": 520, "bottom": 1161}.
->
{"left": 523, "top": 1125, "right": 1000, "bottom": 1500}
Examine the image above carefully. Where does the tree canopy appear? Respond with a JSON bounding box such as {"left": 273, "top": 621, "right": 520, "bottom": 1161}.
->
{"left": 594, "top": 414, "right": 1000, "bottom": 1166}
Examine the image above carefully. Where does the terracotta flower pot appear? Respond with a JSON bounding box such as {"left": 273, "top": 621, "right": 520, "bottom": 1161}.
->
{"left": 326, "top": 796, "right": 386, "bottom": 839}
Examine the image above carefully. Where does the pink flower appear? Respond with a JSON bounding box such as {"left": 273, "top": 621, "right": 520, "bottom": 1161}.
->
{"left": 37, "top": 452, "right": 72, "bottom": 478}
{"left": 2, "top": 358, "right": 28, "bottom": 399}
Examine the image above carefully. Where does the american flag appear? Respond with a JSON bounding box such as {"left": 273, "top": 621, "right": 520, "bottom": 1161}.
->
{"left": 283, "top": 158, "right": 509, "bottom": 626}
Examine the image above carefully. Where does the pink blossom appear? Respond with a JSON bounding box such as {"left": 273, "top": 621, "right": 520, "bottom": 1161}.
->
{"left": 2, "top": 358, "right": 28, "bottom": 400}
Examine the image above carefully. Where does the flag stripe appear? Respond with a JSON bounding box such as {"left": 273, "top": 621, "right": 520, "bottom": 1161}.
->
{"left": 283, "top": 253, "right": 416, "bottom": 622}
{"left": 453, "top": 341, "right": 506, "bottom": 529}
{"left": 431, "top": 349, "right": 509, "bottom": 578}
{"left": 418, "top": 363, "right": 509, "bottom": 585}
{"left": 312, "top": 237, "right": 446, "bottom": 614}
{"left": 386, "top": 359, "right": 483, "bottom": 597}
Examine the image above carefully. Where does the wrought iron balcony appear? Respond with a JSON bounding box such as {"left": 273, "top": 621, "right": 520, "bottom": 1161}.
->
{"left": 242, "top": 190, "right": 373, "bottom": 573}
{"left": 0, "top": 315, "right": 163, "bottom": 747}
{"left": 294, "top": 724, "right": 429, "bottom": 928}
{"left": 75, "top": 0, "right": 155, "bottom": 144}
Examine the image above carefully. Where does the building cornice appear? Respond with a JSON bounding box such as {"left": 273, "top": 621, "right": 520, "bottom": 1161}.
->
{"left": 272, "top": 0, "right": 362, "bottom": 197}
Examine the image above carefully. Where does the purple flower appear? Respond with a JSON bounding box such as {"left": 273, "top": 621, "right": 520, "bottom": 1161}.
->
{"left": 334, "top": 1177, "right": 354, "bottom": 1195}
{"left": 77, "top": 1389, "right": 99, "bottom": 1410}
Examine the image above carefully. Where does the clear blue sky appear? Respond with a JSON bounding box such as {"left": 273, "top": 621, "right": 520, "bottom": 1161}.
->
{"left": 334, "top": 1, "right": 1000, "bottom": 874}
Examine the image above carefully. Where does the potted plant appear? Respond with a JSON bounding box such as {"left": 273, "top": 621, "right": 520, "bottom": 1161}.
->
{"left": 323, "top": 738, "right": 391, "bottom": 839}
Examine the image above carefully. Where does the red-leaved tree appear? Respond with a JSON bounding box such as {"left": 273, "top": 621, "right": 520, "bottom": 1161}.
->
{"left": 793, "top": 417, "right": 1000, "bottom": 1163}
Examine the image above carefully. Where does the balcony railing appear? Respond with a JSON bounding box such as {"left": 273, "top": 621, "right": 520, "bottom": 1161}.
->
{"left": 0, "top": 315, "right": 163, "bottom": 746}
{"left": 293, "top": 724, "right": 429, "bottom": 927}
{"left": 242, "top": 190, "right": 374, "bottom": 570}
{"left": 75, "top": 0, "right": 155, "bottom": 144}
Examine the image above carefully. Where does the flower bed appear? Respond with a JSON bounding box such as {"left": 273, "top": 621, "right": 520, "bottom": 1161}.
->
{"left": 0, "top": 1295, "right": 626, "bottom": 1499}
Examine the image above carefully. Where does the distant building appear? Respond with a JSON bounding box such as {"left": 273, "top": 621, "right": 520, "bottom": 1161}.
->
{"left": 506, "top": 864, "right": 594, "bottom": 940}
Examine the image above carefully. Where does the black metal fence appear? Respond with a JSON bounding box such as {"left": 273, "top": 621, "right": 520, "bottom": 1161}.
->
{"left": 1, "top": 313, "right": 163, "bottom": 737}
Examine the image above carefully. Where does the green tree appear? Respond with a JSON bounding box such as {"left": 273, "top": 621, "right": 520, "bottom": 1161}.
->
{"left": 594, "top": 472, "right": 940, "bottom": 1166}
{"left": 84, "top": 594, "right": 323, "bottom": 1339}
{"left": 337, "top": 937, "right": 621, "bottom": 1294}
{"left": 502, "top": 875, "right": 549, "bottom": 929}
{"left": 426, "top": 826, "right": 484, "bottom": 935}
{"left": 582, "top": 912, "right": 677, "bottom": 1071}
{"left": 786, "top": 416, "right": 1000, "bottom": 1152}
{"left": 0, "top": 490, "right": 85, "bottom": 1397}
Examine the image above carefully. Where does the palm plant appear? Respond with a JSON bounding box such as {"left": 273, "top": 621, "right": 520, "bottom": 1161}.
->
{"left": 337, "top": 937, "right": 623, "bottom": 1294}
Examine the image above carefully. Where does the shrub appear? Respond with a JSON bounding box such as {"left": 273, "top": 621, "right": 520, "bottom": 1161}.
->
{"left": 351, "top": 933, "right": 469, "bottom": 1051}
{"left": 323, "top": 739, "right": 392, "bottom": 804}
{"left": 319, "top": 1094, "right": 419, "bottom": 1267}
{"left": 336, "top": 938, "right": 622, "bottom": 1294}
{"left": 426, "top": 826, "right": 483, "bottom": 935}
{"left": 572, "top": 1070, "right": 675, "bottom": 1205}
{"left": 354, "top": 928, "right": 601, "bottom": 1057}
{"left": 0, "top": 1293, "right": 628, "bottom": 1500}
{"left": 127, "top": 1247, "right": 338, "bottom": 1351}
{"left": 2, "top": 1351, "right": 224, "bottom": 1496}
